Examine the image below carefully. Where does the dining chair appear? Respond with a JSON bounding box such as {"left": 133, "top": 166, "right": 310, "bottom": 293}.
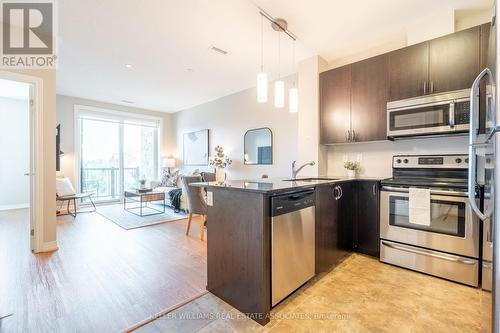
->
{"left": 181, "top": 175, "right": 206, "bottom": 241}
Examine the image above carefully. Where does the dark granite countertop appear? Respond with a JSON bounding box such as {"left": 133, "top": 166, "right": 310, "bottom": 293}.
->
{"left": 190, "top": 176, "right": 387, "bottom": 194}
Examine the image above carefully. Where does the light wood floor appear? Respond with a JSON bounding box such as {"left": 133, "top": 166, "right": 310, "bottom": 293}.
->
{"left": 0, "top": 208, "right": 207, "bottom": 332}
{"left": 138, "top": 254, "right": 491, "bottom": 333}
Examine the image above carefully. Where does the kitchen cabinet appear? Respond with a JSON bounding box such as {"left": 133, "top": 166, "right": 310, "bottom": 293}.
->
{"left": 351, "top": 54, "right": 388, "bottom": 142}
{"left": 320, "top": 57, "right": 388, "bottom": 144}
{"left": 429, "top": 26, "right": 480, "bottom": 94}
{"left": 388, "top": 42, "right": 429, "bottom": 101}
{"left": 320, "top": 65, "right": 351, "bottom": 144}
{"left": 320, "top": 24, "right": 486, "bottom": 144}
{"left": 388, "top": 26, "right": 480, "bottom": 101}
{"left": 355, "top": 181, "right": 379, "bottom": 257}
{"left": 338, "top": 182, "right": 355, "bottom": 251}
{"left": 315, "top": 182, "right": 354, "bottom": 273}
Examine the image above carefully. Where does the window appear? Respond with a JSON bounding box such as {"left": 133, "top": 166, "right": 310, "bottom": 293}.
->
{"left": 75, "top": 106, "right": 161, "bottom": 203}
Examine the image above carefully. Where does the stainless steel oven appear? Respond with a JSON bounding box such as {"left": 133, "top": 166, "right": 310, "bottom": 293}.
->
{"left": 387, "top": 89, "right": 470, "bottom": 139}
{"left": 380, "top": 187, "right": 479, "bottom": 258}
{"left": 379, "top": 154, "right": 480, "bottom": 287}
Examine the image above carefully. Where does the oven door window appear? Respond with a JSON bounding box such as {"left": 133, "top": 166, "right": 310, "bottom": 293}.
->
{"left": 389, "top": 196, "right": 466, "bottom": 237}
{"left": 389, "top": 104, "right": 450, "bottom": 131}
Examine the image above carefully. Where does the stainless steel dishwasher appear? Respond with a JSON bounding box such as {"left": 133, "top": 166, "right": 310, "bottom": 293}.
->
{"left": 271, "top": 188, "right": 315, "bottom": 306}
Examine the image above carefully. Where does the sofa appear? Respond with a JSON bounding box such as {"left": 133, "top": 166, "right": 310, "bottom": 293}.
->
{"left": 150, "top": 176, "right": 188, "bottom": 211}
{"left": 151, "top": 170, "right": 214, "bottom": 212}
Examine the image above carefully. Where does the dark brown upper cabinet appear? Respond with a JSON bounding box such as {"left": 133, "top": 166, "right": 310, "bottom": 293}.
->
{"left": 320, "top": 24, "right": 487, "bottom": 144}
{"left": 320, "top": 65, "right": 351, "bottom": 144}
{"left": 388, "top": 26, "right": 480, "bottom": 101}
{"left": 351, "top": 54, "right": 388, "bottom": 142}
{"left": 388, "top": 42, "right": 429, "bottom": 101}
{"left": 429, "top": 26, "right": 480, "bottom": 94}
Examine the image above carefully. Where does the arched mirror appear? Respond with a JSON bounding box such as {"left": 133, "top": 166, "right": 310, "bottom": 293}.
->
{"left": 244, "top": 127, "right": 273, "bottom": 165}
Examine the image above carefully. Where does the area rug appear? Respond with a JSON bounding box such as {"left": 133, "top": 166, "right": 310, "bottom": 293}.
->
{"left": 97, "top": 204, "right": 187, "bottom": 230}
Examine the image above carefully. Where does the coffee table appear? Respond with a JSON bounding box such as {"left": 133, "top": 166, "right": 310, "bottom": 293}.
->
{"left": 124, "top": 190, "right": 166, "bottom": 217}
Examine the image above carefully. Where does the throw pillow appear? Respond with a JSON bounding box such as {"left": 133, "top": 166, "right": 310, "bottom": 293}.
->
{"left": 56, "top": 178, "right": 76, "bottom": 197}
{"left": 159, "top": 169, "right": 170, "bottom": 187}
{"left": 160, "top": 169, "right": 180, "bottom": 187}
{"left": 166, "top": 170, "right": 180, "bottom": 186}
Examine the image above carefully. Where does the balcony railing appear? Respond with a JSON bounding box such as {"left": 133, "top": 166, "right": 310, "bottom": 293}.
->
{"left": 81, "top": 167, "right": 139, "bottom": 201}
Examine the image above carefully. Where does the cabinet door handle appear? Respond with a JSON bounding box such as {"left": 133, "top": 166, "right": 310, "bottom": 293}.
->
{"left": 372, "top": 183, "right": 377, "bottom": 195}
{"left": 430, "top": 80, "right": 434, "bottom": 94}
{"left": 338, "top": 185, "right": 343, "bottom": 199}
{"left": 352, "top": 130, "right": 356, "bottom": 142}
{"left": 333, "top": 186, "right": 338, "bottom": 200}
{"left": 423, "top": 81, "right": 427, "bottom": 95}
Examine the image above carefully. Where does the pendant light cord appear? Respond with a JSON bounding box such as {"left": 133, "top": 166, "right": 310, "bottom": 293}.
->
{"left": 292, "top": 40, "right": 296, "bottom": 87}
{"left": 260, "top": 14, "right": 264, "bottom": 72}
{"left": 277, "top": 30, "right": 281, "bottom": 79}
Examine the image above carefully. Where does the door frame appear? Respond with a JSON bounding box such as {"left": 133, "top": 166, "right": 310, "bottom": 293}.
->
{"left": 73, "top": 104, "right": 162, "bottom": 204}
{"left": 0, "top": 70, "right": 44, "bottom": 253}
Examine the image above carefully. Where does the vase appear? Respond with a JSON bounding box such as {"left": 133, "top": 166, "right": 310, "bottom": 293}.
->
{"left": 347, "top": 170, "right": 356, "bottom": 179}
{"left": 140, "top": 184, "right": 146, "bottom": 190}
{"left": 215, "top": 167, "right": 226, "bottom": 183}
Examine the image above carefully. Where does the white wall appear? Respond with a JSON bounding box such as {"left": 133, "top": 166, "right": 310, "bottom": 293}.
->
{"left": 0, "top": 97, "right": 29, "bottom": 209}
{"left": 56, "top": 94, "right": 175, "bottom": 186}
{"left": 326, "top": 136, "right": 468, "bottom": 178}
{"left": 174, "top": 75, "right": 298, "bottom": 180}
{"left": 298, "top": 56, "right": 328, "bottom": 176}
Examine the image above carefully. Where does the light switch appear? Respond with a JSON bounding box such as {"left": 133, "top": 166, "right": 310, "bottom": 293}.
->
{"left": 207, "top": 191, "right": 213, "bottom": 206}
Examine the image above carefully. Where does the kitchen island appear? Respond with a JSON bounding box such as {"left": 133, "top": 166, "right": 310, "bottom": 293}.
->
{"left": 191, "top": 177, "right": 381, "bottom": 325}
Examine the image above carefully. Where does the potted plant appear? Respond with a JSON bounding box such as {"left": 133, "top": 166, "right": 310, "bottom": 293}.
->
{"left": 344, "top": 161, "right": 360, "bottom": 179}
{"left": 138, "top": 178, "right": 147, "bottom": 190}
{"left": 209, "top": 146, "right": 232, "bottom": 184}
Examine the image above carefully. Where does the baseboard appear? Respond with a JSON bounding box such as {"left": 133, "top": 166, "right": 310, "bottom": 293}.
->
{"left": 39, "top": 241, "right": 58, "bottom": 253}
{"left": 0, "top": 203, "right": 29, "bottom": 211}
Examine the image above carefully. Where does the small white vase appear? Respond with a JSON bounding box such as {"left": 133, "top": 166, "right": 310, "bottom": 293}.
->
{"left": 215, "top": 167, "right": 226, "bottom": 183}
{"left": 347, "top": 170, "right": 356, "bottom": 179}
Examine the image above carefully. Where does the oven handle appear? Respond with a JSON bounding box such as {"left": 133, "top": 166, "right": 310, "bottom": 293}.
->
{"left": 380, "top": 186, "right": 468, "bottom": 197}
{"left": 381, "top": 241, "right": 477, "bottom": 265}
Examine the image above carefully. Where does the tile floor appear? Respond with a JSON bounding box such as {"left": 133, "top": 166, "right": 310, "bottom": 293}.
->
{"left": 136, "top": 254, "right": 491, "bottom": 333}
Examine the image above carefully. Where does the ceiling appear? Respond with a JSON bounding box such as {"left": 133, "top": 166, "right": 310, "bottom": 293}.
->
{"left": 0, "top": 79, "right": 30, "bottom": 100}
{"left": 57, "top": 0, "right": 493, "bottom": 112}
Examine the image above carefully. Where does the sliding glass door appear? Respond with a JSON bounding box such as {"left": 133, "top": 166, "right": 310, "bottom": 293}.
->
{"left": 80, "top": 118, "right": 121, "bottom": 202}
{"left": 123, "top": 123, "right": 159, "bottom": 192}
{"left": 77, "top": 107, "right": 160, "bottom": 204}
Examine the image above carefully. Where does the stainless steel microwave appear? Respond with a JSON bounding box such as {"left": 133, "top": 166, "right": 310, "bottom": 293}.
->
{"left": 387, "top": 89, "right": 471, "bottom": 139}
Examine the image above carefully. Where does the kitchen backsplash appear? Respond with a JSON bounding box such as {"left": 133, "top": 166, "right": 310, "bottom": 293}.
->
{"left": 326, "top": 135, "right": 469, "bottom": 178}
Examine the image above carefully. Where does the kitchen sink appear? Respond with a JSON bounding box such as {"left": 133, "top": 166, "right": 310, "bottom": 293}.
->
{"left": 282, "top": 178, "right": 339, "bottom": 182}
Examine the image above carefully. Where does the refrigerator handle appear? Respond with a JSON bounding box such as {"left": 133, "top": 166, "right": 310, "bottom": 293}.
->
{"left": 468, "top": 67, "right": 494, "bottom": 221}
{"left": 468, "top": 145, "right": 489, "bottom": 220}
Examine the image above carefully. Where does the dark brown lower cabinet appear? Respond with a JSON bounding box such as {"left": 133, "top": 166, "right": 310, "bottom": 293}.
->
{"left": 315, "top": 182, "right": 354, "bottom": 273}
{"left": 354, "top": 181, "right": 380, "bottom": 257}
{"left": 316, "top": 180, "right": 380, "bottom": 273}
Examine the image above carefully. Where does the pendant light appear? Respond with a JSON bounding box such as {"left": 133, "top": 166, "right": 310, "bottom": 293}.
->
{"left": 257, "top": 15, "right": 268, "bottom": 103}
{"left": 274, "top": 30, "right": 284, "bottom": 108}
{"left": 289, "top": 40, "right": 298, "bottom": 113}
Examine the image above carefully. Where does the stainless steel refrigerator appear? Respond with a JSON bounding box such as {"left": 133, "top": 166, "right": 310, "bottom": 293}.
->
{"left": 469, "top": 4, "right": 498, "bottom": 332}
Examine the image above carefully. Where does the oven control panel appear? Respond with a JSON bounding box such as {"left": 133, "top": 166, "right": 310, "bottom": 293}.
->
{"left": 393, "top": 154, "right": 468, "bottom": 169}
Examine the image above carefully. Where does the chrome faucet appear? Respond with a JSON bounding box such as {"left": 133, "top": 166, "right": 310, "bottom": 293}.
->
{"left": 291, "top": 160, "right": 316, "bottom": 179}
